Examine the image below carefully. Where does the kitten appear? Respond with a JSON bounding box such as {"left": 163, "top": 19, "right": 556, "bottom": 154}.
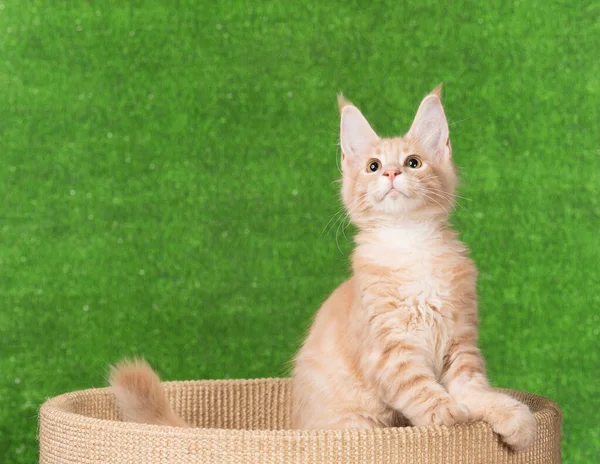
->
{"left": 291, "top": 86, "right": 536, "bottom": 450}
{"left": 109, "top": 87, "right": 536, "bottom": 451}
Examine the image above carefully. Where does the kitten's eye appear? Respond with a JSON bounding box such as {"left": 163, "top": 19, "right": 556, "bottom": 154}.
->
{"left": 406, "top": 156, "right": 422, "bottom": 169}
{"left": 367, "top": 159, "right": 381, "bottom": 173}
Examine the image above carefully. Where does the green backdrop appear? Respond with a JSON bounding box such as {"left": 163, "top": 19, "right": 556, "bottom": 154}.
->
{"left": 1, "top": 1, "right": 598, "bottom": 462}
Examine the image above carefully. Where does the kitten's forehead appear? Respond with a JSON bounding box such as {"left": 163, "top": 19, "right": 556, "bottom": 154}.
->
{"left": 372, "top": 137, "right": 418, "bottom": 163}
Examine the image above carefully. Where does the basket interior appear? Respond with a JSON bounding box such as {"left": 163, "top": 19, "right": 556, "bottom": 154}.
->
{"left": 51, "top": 378, "right": 558, "bottom": 432}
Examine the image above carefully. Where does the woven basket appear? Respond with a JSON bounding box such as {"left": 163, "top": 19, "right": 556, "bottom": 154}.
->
{"left": 39, "top": 378, "right": 561, "bottom": 464}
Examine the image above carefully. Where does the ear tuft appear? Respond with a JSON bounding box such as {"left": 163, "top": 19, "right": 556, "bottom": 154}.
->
{"left": 337, "top": 92, "right": 352, "bottom": 112}
{"left": 431, "top": 83, "right": 443, "bottom": 99}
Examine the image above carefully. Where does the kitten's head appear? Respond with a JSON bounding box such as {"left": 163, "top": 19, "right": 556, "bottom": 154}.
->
{"left": 338, "top": 86, "right": 457, "bottom": 227}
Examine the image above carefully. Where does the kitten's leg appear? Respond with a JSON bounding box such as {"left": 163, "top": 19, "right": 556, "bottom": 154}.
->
{"left": 442, "top": 335, "right": 536, "bottom": 451}
{"left": 370, "top": 338, "right": 471, "bottom": 427}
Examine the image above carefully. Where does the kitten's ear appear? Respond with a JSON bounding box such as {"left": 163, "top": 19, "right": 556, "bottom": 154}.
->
{"left": 408, "top": 85, "right": 450, "bottom": 159}
{"left": 338, "top": 94, "right": 379, "bottom": 166}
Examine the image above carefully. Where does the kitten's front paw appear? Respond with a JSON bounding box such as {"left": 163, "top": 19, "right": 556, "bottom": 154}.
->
{"left": 488, "top": 400, "right": 537, "bottom": 451}
{"left": 425, "top": 401, "right": 472, "bottom": 426}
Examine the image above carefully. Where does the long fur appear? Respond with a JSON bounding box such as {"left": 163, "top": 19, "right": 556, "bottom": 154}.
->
{"left": 291, "top": 87, "right": 536, "bottom": 451}
{"left": 109, "top": 358, "right": 188, "bottom": 427}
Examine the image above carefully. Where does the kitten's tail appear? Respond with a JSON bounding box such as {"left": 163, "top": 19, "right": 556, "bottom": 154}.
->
{"left": 108, "top": 358, "right": 188, "bottom": 427}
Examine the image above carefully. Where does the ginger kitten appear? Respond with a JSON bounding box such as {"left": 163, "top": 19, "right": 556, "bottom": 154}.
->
{"left": 291, "top": 87, "right": 536, "bottom": 450}
{"left": 109, "top": 87, "right": 536, "bottom": 451}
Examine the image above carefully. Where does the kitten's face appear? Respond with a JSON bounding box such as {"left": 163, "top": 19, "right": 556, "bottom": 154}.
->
{"left": 338, "top": 88, "right": 457, "bottom": 226}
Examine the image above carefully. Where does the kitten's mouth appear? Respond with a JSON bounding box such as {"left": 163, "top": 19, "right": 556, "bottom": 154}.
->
{"left": 384, "top": 188, "right": 408, "bottom": 199}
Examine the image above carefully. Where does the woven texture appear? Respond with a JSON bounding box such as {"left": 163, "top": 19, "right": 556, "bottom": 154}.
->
{"left": 39, "top": 378, "right": 561, "bottom": 464}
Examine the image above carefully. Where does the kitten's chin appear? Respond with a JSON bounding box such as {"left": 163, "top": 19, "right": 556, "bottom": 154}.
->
{"left": 371, "top": 196, "right": 422, "bottom": 216}
{"left": 351, "top": 196, "right": 447, "bottom": 227}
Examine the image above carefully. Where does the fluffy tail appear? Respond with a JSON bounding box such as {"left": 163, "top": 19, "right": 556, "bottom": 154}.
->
{"left": 108, "top": 358, "right": 188, "bottom": 427}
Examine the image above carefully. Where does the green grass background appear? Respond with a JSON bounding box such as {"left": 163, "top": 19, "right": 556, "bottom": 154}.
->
{"left": 1, "top": 0, "right": 599, "bottom": 462}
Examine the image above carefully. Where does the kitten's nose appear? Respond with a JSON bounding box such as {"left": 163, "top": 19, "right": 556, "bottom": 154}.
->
{"left": 383, "top": 169, "right": 401, "bottom": 181}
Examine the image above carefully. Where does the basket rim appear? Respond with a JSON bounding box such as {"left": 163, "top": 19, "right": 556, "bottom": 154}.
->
{"left": 39, "top": 377, "right": 562, "bottom": 438}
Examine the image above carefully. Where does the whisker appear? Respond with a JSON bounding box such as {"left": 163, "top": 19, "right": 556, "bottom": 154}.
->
{"left": 415, "top": 176, "right": 472, "bottom": 202}
{"left": 431, "top": 192, "right": 470, "bottom": 215}
{"left": 418, "top": 191, "right": 451, "bottom": 216}
{"left": 412, "top": 185, "right": 472, "bottom": 216}
{"left": 448, "top": 114, "right": 476, "bottom": 126}
{"left": 325, "top": 192, "right": 367, "bottom": 253}
{"left": 422, "top": 186, "right": 472, "bottom": 212}
{"left": 320, "top": 208, "right": 346, "bottom": 237}
{"left": 410, "top": 185, "right": 453, "bottom": 214}
{"left": 335, "top": 151, "right": 342, "bottom": 176}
